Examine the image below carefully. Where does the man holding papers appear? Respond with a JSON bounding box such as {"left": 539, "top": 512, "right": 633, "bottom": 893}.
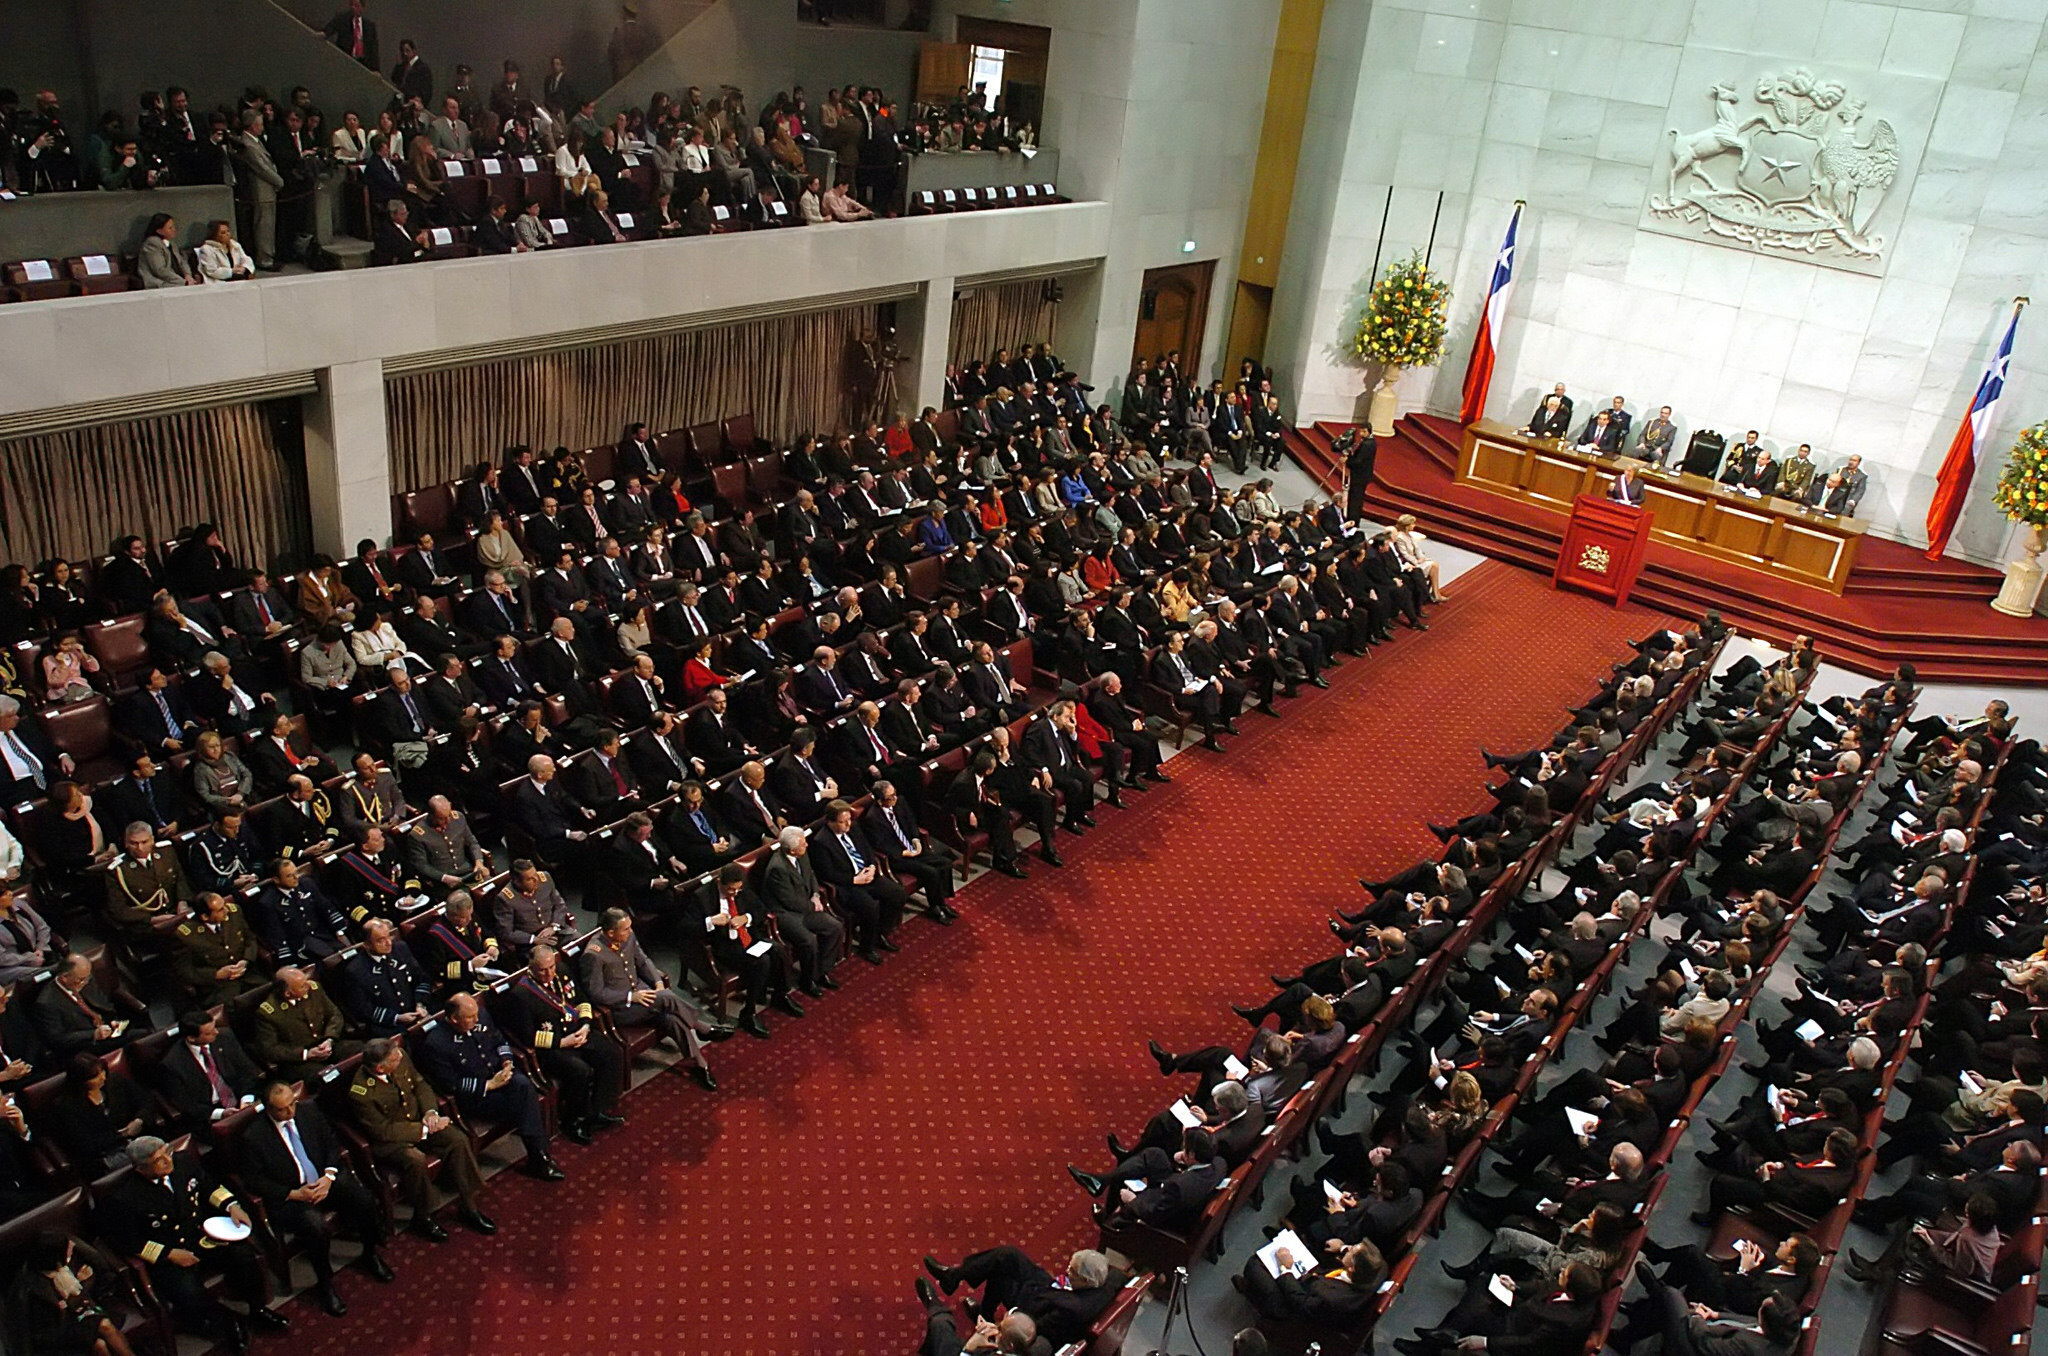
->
{"left": 1065, "top": 1124, "right": 1224, "bottom": 1231}
{"left": 916, "top": 1246, "right": 1119, "bottom": 1350}
{"left": 1233, "top": 1237, "right": 1384, "bottom": 1330}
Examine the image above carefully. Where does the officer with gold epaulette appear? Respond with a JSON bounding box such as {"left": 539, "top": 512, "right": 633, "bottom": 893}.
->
{"left": 250, "top": 966, "right": 362, "bottom": 1081}
{"left": 346, "top": 1037, "right": 494, "bottom": 1240}
{"left": 496, "top": 940, "right": 626, "bottom": 1143}
{"left": 96, "top": 1135, "right": 289, "bottom": 1347}
{"left": 104, "top": 820, "right": 193, "bottom": 951}
{"left": 169, "top": 891, "right": 266, "bottom": 1005}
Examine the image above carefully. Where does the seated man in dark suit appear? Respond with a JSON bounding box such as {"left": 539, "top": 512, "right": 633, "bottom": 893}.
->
{"left": 1237, "top": 1239, "right": 1385, "bottom": 1333}
{"left": 808, "top": 800, "right": 908, "bottom": 964}
{"left": 861, "top": 778, "right": 959, "bottom": 923}
{"left": 918, "top": 1247, "right": 1121, "bottom": 1351}
{"left": 234, "top": 1080, "right": 393, "bottom": 1315}
{"left": 151, "top": 1010, "right": 261, "bottom": 1134}
{"left": 115, "top": 669, "right": 201, "bottom": 759}
{"left": 1067, "top": 1124, "right": 1225, "bottom": 1232}
{"left": 1392, "top": 1259, "right": 1604, "bottom": 1355}
{"left": 697, "top": 864, "right": 804, "bottom": 1037}
{"left": 510, "top": 754, "right": 597, "bottom": 866}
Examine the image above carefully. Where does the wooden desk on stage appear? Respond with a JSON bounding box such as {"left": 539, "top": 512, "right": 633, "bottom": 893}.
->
{"left": 1456, "top": 420, "right": 1866, "bottom": 595}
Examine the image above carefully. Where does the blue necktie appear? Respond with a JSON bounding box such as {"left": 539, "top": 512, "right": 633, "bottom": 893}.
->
{"left": 840, "top": 834, "right": 864, "bottom": 869}
{"left": 283, "top": 1118, "right": 319, "bottom": 1185}
{"left": 691, "top": 810, "right": 712, "bottom": 837}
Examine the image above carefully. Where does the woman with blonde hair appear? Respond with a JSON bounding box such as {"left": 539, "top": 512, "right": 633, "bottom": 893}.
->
{"left": 474, "top": 510, "right": 530, "bottom": 585}
{"left": 1390, "top": 513, "right": 1444, "bottom": 601}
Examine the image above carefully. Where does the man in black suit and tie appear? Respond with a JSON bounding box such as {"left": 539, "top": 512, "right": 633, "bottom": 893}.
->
{"left": 461, "top": 572, "right": 531, "bottom": 640}
{"left": 1521, "top": 389, "right": 1572, "bottom": 439}
{"left": 475, "top": 635, "right": 541, "bottom": 708}
{"left": 153, "top": 1010, "right": 261, "bottom": 1134}
{"left": 795, "top": 647, "right": 859, "bottom": 718}
{"left": 1150, "top": 631, "right": 1230, "bottom": 751}
{"left": 682, "top": 689, "right": 752, "bottom": 774}
{"left": 964, "top": 642, "right": 1028, "bottom": 724}
{"left": 1576, "top": 409, "right": 1623, "bottom": 454}
{"left": 809, "top": 800, "right": 906, "bottom": 964}
{"left": 720, "top": 761, "right": 788, "bottom": 846}
{"left": 396, "top": 532, "right": 459, "bottom": 599}
{"left": 758, "top": 827, "right": 845, "bottom": 994}
{"left": 116, "top": 668, "right": 200, "bottom": 758}
{"left": 391, "top": 39, "right": 433, "bottom": 107}
{"left": 324, "top": 0, "right": 378, "bottom": 68}
{"left": 532, "top": 618, "right": 599, "bottom": 716}
{"left": 609, "top": 655, "right": 670, "bottom": 730}
{"left": 370, "top": 667, "right": 432, "bottom": 755}
{"left": 238, "top": 1079, "right": 393, "bottom": 1313}
{"left": 1023, "top": 701, "right": 1099, "bottom": 831}
{"left": 862, "top": 778, "right": 959, "bottom": 922}
{"left": 510, "top": 755, "right": 594, "bottom": 865}
{"left": 697, "top": 865, "right": 804, "bottom": 1037}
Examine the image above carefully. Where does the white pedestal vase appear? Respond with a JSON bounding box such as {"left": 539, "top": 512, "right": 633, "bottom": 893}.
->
{"left": 1990, "top": 522, "right": 2047, "bottom": 617}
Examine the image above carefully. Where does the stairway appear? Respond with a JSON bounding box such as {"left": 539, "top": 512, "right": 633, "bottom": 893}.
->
{"left": 1282, "top": 415, "right": 2048, "bottom": 685}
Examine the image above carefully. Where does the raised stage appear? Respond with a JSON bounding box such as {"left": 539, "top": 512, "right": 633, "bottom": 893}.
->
{"left": 1284, "top": 413, "right": 2048, "bottom": 686}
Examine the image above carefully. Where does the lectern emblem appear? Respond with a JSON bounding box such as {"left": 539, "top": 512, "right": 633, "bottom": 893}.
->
{"left": 1577, "top": 545, "right": 1612, "bottom": 575}
{"left": 1645, "top": 67, "right": 1904, "bottom": 272}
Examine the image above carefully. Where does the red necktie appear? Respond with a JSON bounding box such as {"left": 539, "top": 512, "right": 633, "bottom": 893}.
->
{"left": 198, "top": 1045, "right": 235, "bottom": 1109}
{"left": 609, "top": 759, "right": 627, "bottom": 795}
{"left": 728, "top": 895, "right": 752, "bottom": 948}
{"left": 351, "top": 19, "right": 363, "bottom": 57}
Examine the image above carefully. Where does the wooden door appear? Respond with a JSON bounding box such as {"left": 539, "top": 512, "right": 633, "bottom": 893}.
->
{"left": 917, "top": 43, "right": 973, "bottom": 104}
{"left": 1133, "top": 262, "right": 1214, "bottom": 375}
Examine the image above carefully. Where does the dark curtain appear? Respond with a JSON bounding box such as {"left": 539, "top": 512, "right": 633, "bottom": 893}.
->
{"left": 385, "top": 304, "right": 884, "bottom": 493}
{"left": 949, "top": 278, "right": 1058, "bottom": 371}
{"left": 0, "top": 401, "right": 311, "bottom": 572}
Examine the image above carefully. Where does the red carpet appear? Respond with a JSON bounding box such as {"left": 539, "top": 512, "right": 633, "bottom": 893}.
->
{"left": 284, "top": 561, "right": 1668, "bottom": 1356}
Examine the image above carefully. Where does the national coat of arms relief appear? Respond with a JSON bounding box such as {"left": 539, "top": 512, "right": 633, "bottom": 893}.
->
{"left": 1640, "top": 65, "right": 1921, "bottom": 277}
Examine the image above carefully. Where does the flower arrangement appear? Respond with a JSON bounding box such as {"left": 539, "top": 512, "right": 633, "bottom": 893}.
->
{"left": 1347, "top": 253, "right": 1452, "bottom": 369}
{"left": 1991, "top": 421, "right": 2048, "bottom": 528}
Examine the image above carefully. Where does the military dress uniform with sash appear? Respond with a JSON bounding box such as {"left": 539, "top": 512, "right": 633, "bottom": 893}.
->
{"left": 416, "top": 913, "right": 502, "bottom": 1000}
{"left": 340, "top": 944, "right": 432, "bottom": 1036}
{"left": 328, "top": 847, "right": 423, "bottom": 927}
{"left": 498, "top": 967, "right": 624, "bottom": 1136}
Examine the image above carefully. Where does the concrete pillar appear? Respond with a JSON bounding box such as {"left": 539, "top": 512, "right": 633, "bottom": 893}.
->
{"left": 302, "top": 358, "right": 393, "bottom": 555}
{"left": 897, "top": 275, "right": 955, "bottom": 417}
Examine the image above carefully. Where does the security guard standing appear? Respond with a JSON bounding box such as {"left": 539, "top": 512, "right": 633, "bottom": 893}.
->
{"left": 347, "top": 1037, "right": 494, "bottom": 1240}
{"left": 417, "top": 992, "right": 565, "bottom": 1180}
{"left": 498, "top": 941, "right": 626, "bottom": 1143}
{"left": 169, "top": 891, "right": 265, "bottom": 1005}
{"left": 250, "top": 967, "right": 362, "bottom": 1082}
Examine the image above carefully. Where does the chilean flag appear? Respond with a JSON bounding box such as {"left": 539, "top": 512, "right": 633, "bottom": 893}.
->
{"left": 1925, "top": 303, "right": 2022, "bottom": 560}
{"left": 1460, "top": 202, "right": 1522, "bottom": 427}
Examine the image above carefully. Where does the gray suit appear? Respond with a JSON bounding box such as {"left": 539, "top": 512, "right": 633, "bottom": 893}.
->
{"left": 578, "top": 933, "right": 712, "bottom": 1056}
{"left": 428, "top": 116, "right": 472, "bottom": 161}
{"left": 138, "top": 234, "right": 189, "bottom": 288}
{"left": 406, "top": 812, "right": 491, "bottom": 886}
{"left": 488, "top": 876, "right": 574, "bottom": 948}
{"left": 760, "top": 848, "right": 844, "bottom": 986}
{"left": 234, "top": 130, "right": 284, "bottom": 266}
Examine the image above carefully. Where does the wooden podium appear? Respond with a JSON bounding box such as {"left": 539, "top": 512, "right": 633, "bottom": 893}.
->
{"left": 1553, "top": 495, "right": 1653, "bottom": 607}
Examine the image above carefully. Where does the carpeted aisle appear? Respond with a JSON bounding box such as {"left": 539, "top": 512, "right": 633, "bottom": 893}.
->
{"left": 285, "top": 561, "right": 1670, "bottom": 1356}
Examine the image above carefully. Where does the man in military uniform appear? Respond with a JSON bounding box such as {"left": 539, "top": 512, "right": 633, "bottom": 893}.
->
{"left": 259, "top": 774, "right": 338, "bottom": 859}
{"left": 339, "top": 919, "right": 432, "bottom": 1037}
{"left": 327, "top": 825, "right": 424, "bottom": 927}
{"left": 417, "top": 992, "right": 565, "bottom": 1181}
{"left": 414, "top": 890, "right": 504, "bottom": 1001}
{"left": 489, "top": 858, "right": 576, "bottom": 957}
{"left": 250, "top": 967, "right": 362, "bottom": 1081}
{"left": 1777, "top": 442, "right": 1819, "bottom": 502}
{"left": 334, "top": 751, "right": 412, "bottom": 841}
{"left": 346, "top": 1037, "right": 494, "bottom": 1239}
{"left": 248, "top": 856, "right": 352, "bottom": 969}
{"left": 104, "top": 821, "right": 192, "bottom": 951}
{"left": 407, "top": 794, "right": 493, "bottom": 894}
{"left": 579, "top": 908, "right": 727, "bottom": 1090}
{"left": 498, "top": 941, "right": 625, "bottom": 1144}
{"left": 169, "top": 891, "right": 264, "bottom": 1005}
{"left": 236, "top": 1081, "right": 393, "bottom": 1316}
{"left": 184, "top": 808, "right": 264, "bottom": 895}
{"left": 97, "top": 1135, "right": 288, "bottom": 1347}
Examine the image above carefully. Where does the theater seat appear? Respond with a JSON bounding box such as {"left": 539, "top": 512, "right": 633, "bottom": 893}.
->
{"left": 84, "top": 615, "right": 151, "bottom": 690}
{"left": 3, "top": 259, "right": 74, "bottom": 301}
{"left": 65, "top": 254, "right": 137, "bottom": 296}
{"left": 398, "top": 484, "right": 458, "bottom": 539}
{"left": 42, "top": 693, "right": 123, "bottom": 787}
